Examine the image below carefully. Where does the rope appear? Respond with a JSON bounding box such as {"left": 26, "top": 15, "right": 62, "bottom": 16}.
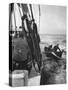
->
{"left": 18, "top": 4, "right": 22, "bottom": 18}
{"left": 39, "top": 5, "right": 41, "bottom": 31}
{"left": 13, "top": 4, "right": 17, "bottom": 31}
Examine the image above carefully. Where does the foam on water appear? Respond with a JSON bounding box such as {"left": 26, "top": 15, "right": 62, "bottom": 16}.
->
{"left": 40, "top": 34, "right": 66, "bottom": 52}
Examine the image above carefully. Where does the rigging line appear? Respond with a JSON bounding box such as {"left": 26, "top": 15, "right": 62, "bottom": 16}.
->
{"left": 9, "top": 4, "right": 14, "bottom": 31}
{"left": 39, "top": 5, "right": 40, "bottom": 31}
{"left": 27, "top": 4, "right": 31, "bottom": 19}
{"left": 9, "top": 5, "right": 12, "bottom": 31}
{"left": 27, "top": 4, "right": 31, "bottom": 20}
{"left": 29, "top": 4, "right": 34, "bottom": 20}
{"left": 13, "top": 4, "right": 17, "bottom": 31}
{"left": 20, "top": 4, "right": 24, "bottom": 16}
{"left": 17, "top": 4, "right": 22, "bottom": 18}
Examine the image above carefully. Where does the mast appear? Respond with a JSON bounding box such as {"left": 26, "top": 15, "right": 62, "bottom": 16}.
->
{"left": 39, "top": 5, "right": 41, "bottom": 31}
{"left": 9, "top": 3, "right": 14, "bottom": 31}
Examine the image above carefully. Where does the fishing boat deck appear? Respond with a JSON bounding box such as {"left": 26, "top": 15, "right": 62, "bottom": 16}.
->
{"left": 28, "top": 52, "right": 66, "bottom": 86}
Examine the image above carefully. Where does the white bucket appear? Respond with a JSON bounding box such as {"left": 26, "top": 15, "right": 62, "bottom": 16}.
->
{"left": 9, "top": 70, "right": 28, "bottom": 87}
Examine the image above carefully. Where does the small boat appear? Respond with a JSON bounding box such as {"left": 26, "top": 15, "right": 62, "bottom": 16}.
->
{"left": 44, "top": 45, "right": 64, "bottom": 60}
{"left": 45, "top": 51, "right": 62, "bottom": 60}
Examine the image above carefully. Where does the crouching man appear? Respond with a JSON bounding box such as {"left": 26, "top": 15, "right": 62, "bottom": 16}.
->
{"left": 40, "top": 60, "right": 58, "bottom": 85}
{"left": 11, "top": 36, "right": 32, "bottom": 86}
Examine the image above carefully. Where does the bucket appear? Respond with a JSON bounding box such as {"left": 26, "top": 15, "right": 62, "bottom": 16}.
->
{"left": 9, "top": 70, "right": 28, "bottom": 87}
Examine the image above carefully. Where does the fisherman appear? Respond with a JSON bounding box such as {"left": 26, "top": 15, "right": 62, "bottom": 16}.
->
{"left": 53, "top": 44, "right": 61, "bottom": 53}
{"left": 12, "top": 16, "right": 32, "bottom": 74}
{"left": 22, "top": 15, "right": 35, "bottom": 60}
{"left": 32, "top": 19, "right": 42, "bottom": 71}
{"left": 21, "top": 13, "right": 42, "bottom": 72}
{"left": 40, "top": 60, "right": 58, "bottom": 85}
{"left": 44, "top": 45, "right": 52, "bottom": 53}
{"left": 48, "top": 45, "right": 52, "bottom": 52}
{"left": 53, "top": 44, "right": 63, "bottom": 57}
{"left": 32, "top": 19, "right": 40, "bottom": 43}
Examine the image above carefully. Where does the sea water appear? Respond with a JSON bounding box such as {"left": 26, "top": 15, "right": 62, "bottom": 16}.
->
{"left": 40, "top": 34, "right": 66, "bottom": 52}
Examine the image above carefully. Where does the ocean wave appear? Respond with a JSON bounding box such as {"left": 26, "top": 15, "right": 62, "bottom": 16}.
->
{"left": 40, "top": 34, "right": 66, "bottom": 52}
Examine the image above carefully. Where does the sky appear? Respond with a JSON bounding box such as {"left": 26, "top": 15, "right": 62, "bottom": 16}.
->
{"left": 12, "top": 4, "right": 66, "bottom": 35}
{"left": 33, "top": 4, "right": 66, "bottom": 35}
